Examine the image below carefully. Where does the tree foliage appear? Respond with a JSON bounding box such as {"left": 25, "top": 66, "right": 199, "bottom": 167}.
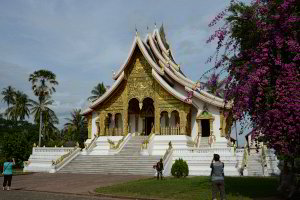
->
{"left": 0, "top": 118, "right": 39, "bottom": 167}
{"left": 64, "top": 109, "right": 87, "bottom": 147}
{"left": 1, "top": 86, "right": 16, "bottom": 110}
{"left": 29, "top": 69, "right": 59, "bottom": 146}
{"left": 202, "top": 72, "right": 226, "bottom": 98}
{"left": 88, "top": 82, "right": 106, "bottom": 102}
{"left": 171, "top": 158, "right": 189, "bottom": 178}
{"left": 208, "top": 0, "right": 300, "bottom": 157}
{"left": 5, "top": 91, "right": 32, "bottom": 121}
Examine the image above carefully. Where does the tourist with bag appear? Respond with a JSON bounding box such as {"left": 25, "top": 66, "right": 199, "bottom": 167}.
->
{"left": 210, "top": 154, "right": 226, "bottom": 200}
{"left": 156, "top": 158, "right": 164, "bottom": 180}
{"left": 2, "top": 158, "right": 15, "bottom": 191}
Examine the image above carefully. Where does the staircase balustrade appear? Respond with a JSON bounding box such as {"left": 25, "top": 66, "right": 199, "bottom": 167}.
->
{"left": 261, "top": 145, "right": 269, "bottom": 176}
{"left": 140, "top": 132, "right": 156, "bottom": 155}
{"left": 84, "top": 135, "right": 98, "bottom": 153}
{"left": 50, "top": 147, "right": 81, "bottom": 173}
{"left": 173, "top": 147, "right": 232, "bottom": 154}
{"left": 162, "top": 142, "right": 173, "bottom": 176}
{"left": 108, "top": 133, "right": 132, "bottom": 154}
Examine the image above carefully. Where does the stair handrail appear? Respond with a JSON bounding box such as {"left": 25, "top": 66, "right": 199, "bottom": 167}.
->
{"left": 242, "top": 144, "right": 249, "bottom": 168}
{"left": 261, "top": 144, "right": 269, "bottom": 176}
{"left": 194, "top": 133, "right": 200, "bottom": 147}
{"left": 85, "top": 135, "right": 99, "bottom": 153}
{"left": 109, "top": 133, "right": 132, "bottom": 153}
{"left": 163, "top": 141, "right": 173, "bottom": 176}
{"left": 50, "top": 146, "right": 81, "bottom": 172}
{"left": 146, "top": 132, "right": 156, "bottom": 154}
{"left": 141, "top": 132, "right": 155, "bottom": 150}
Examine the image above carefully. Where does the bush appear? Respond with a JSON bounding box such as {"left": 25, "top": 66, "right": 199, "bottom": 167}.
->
{"left": 171, "top": 158, "right": 189, "bottom": 178}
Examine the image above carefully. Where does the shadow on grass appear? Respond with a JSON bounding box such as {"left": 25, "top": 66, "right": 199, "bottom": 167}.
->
{"left": 225, "top": 176, "right": 279, "bottom": 199}
{"left": 96, "top": 176, "right": 281, "bottom": 200}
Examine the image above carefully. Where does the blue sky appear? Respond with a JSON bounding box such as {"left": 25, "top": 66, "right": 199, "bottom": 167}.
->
{"left": 0, "top": 0, "right": 249, "bottom": 145}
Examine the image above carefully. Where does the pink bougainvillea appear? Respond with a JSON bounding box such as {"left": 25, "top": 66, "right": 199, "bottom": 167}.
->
{"left": 208, "top": 0, "right": 300, "bottom": 157}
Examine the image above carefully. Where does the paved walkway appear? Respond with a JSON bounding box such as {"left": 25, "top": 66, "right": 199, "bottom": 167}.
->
{"left": 0, "top": 190, "right": 127, "bottom": 200}
{"left": 1, "top": 173, "right": 148, "bottom": 199}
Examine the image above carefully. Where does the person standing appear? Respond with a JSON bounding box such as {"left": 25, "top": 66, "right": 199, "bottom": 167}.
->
{"left": 2, "top": 158, "right": 15, "bottom": 191}
{"left": 210, "top": 154, "right": 226, "bottom": 200}
{"left": 156, "top": 158, "right": 164, "bottom": 180}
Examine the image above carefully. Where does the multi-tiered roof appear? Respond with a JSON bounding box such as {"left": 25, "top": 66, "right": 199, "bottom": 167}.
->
{"left": 83, "top": 27, "right": 228, "bottom": 115}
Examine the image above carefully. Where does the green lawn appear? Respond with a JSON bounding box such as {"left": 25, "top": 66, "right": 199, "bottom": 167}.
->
{"left": 96, "top": 176, "right": 279, "bottom": 200}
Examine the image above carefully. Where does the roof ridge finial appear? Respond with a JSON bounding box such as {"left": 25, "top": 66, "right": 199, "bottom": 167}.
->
{"left": 135, "top": 24, "right": 139, "bottom": 36}
{"left": 154, "top": 21, "right": 157, "bottom": 29}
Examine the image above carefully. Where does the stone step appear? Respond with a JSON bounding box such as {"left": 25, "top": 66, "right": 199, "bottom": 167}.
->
{"left": 58, "top": 136, "right": 161, "bottom": 175}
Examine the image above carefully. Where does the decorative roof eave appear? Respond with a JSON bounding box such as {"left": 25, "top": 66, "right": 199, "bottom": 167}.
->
{"left": 185, "top": 87, "right": 230, "bottom": 109}
{"left": 152, "top": 29, "right": 198, "bottom": 87}
{"left": 152, "top": 69, "right": 193, "bottom": 105}
{"left": 90, "top": 71, "right": 125, "bottom": 109}
{"left": 161, "top": 61, "right": 195, "bottom": 88}
{"left": 148, "top": 34, "right": 169, "bottom": 67}
{"left": 113, "top": 37, "right": 137, "bottom": 80}
{"left": 154, "top": 29, "right": 181, "bottom": 71}
{"left": 154, "top": 29, "right": 169, "bottom": 54}
{"left": 113, "top": 35, "right": 164, "bottom": 81}
{"left": 196, "top": 112, "right": 215, "bottom": 120}
{"left": 197, "top": 89, "right": 225, "bottom": 103}
{"left": 82, "top": 107, "right": 93, "bottom": 116}
{"left": 152, "top": 29, "right": 226, "bottom": 105}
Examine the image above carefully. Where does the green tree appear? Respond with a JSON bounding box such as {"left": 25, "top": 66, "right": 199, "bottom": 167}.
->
{"left": 1, "top": 86, "right": 16, "bottom": 119}
{"left": 30, "top": 96, "right": 59, "bottom": 143}
{"left": 64, "top": 109, "right": 84, "bottom": 132}
{"left": 6, "top": 91, "right": 32, "bottom": 121}
{"left": 64, "top": 109, "right": 87, "bottom": 146}
{"left": 88, "top": 82, "right": 106, "bottom": 102}
{"left": 0, "top": 118, "right": 39, "bottom": 167}
{"left": 29, "top": 70, "right": 58, "bottom": 146}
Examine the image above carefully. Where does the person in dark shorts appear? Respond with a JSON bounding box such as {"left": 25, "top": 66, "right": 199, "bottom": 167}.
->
{"left": 210, "top": 154, "right": 226, "bottom": 200}
{"left": 156, "top": 158, "right": 164, "bottom": 180}
{"left": 2, "top": 158, "right": 15, "bottom": 191}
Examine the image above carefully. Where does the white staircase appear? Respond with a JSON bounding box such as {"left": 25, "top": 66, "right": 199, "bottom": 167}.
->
{"left": 119, "top": 136, "right": 146, "bottom": 155}
{"left": 199, "top": 137, "right": 210, "bottom": 148}
{"left": 58, "top": 136, "right": 161, "bottom": 175}
{"left": 247, "top": 153, "right": 264, "bottom": 176}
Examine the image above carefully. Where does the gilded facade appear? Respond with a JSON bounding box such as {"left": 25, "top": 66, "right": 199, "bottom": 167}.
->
{"left": 87, "top": 48, "right": 192, "bottom": 138}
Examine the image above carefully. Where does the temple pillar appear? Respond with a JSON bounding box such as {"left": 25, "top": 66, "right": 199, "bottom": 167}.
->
{"left": 197, "top": 119, "right": 202, "bottom": 137}
{"left": 87, "top": 115, "right": 92, "bottom": 139}
{"left": 123, "top": 106, "right": 128, "bottom": 136}
{"left": 220, "top": 110, "right": 225, "bottom": 137}
{"left": 155, "top": 107, "right": 160, "bottom": 134}
{"left": 209, "top": 119, "right": 214, "bottom": 136}
{"left": 180, "top": 111, "right": 187, "bottom": 135}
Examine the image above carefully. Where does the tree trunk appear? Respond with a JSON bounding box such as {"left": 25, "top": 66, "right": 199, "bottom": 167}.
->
{"left": 39, "top": 111, "right": 42, "bottom": 147}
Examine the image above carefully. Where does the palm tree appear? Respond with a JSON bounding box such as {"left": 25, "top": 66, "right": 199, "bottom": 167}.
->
{"left": 202, "top": 72, "right": 226, "bottom": 98}
{"left": 29, "top": 70, "right": 58, "bottom": 146}
{"left": 88, "top": 82, "right": 106, "bottom": 102}
{"left": 6, "top": 91, "right": 32, "bottom": 121}
{"left": 1, "top": 86, "right": 16, "bottom": 119}
{"left": 64, "top": 109, "right": 84, "bottom": 132}
{"left": 64, "top": 109, "right": 87, "bottom": 145}
{"left": 30, "top": 96, "right": 59, "bottom": 142}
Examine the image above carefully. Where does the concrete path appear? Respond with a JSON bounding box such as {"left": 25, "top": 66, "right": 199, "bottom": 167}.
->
{"left": 0, "top": 173, "right": 148, "bottom": 199}
{"left": 0, "top": 190, "right": 126, "bottom": 200}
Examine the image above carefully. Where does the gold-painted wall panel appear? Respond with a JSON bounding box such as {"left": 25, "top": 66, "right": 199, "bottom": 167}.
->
{"left": 92, "top": 47, "right": 191, "bottom": 135}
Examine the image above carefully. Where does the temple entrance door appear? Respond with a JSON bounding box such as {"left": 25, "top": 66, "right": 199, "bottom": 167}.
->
{"left": 140, "top": 97, "right": 154, "bottom": 136}
{"left": 145, "top": 117, "right": 154, "bottom": 135}
{"left": 201, "top": 119, "right": 210, "bottom": 137}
